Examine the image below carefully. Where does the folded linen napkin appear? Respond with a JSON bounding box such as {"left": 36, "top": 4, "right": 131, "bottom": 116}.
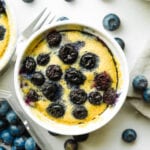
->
{"left": 127, "top": 43, "right": 150, "bottom": 118}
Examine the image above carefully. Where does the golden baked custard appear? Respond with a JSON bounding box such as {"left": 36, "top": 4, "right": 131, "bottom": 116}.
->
{"left": 19, "top": 30, "right": 122, "bottom": 125}
{"left": 0, "top": 1, "right": 10, "bottom": 58}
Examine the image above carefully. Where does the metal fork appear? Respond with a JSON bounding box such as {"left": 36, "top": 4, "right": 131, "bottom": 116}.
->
{"left": 14, "top": 7, "right": 56, "bottom": 59}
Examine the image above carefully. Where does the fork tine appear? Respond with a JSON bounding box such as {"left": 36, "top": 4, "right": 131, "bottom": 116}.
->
{"left": 22, "top": 8, "right": 47, "bottom": 38}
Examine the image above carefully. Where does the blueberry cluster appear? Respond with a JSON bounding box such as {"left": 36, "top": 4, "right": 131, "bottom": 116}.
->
{"left": 0, "top": 100, "right": 41, "bottom": 150}
{"left": 132, "top": 75, "right": 150, "bottom": 103}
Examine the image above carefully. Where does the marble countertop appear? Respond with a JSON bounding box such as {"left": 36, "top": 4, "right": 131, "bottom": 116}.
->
{"left": 1, "top": 0, "right": 150, "bottom": 149}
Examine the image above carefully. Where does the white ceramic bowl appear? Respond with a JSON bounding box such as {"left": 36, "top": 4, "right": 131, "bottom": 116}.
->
{"left": 0, "top": 0, "right": 17, "bottom": 73}
{"left": 14, "top": 21, "right": 129, "bottom": 135}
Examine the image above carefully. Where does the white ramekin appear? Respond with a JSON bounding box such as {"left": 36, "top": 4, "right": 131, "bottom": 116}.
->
{"left": 0, "top": 0, "right": 17, "bottom": 73}
{"left": 14, "top": 21, "right": 129, "bottom": 135}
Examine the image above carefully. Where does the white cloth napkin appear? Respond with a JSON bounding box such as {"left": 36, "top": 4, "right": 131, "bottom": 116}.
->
{"left": 127, "top": 43, "right": 150, "bottom": 118}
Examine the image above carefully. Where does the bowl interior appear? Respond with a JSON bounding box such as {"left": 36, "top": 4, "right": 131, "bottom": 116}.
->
{"left": 14, "top": 22, "right": 129, "bottom": 135}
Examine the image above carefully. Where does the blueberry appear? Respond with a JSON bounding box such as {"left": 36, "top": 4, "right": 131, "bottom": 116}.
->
{"left": 122, "top": 129, "right": 137, "bottom": 143}
{"left": 80, "top": 53, "right": 97, "bottom": 69}
{"left": 0, "top": 146, "right": 6, "bottom": 150}
{"left": 46, "top": 65, "right": 62, "bottom": 81}
{"left": 26, "top": 89, "right": 39, "bottom": 102}
{"left": 103, "top": 88, "right": 117, "bottom": 105}
{"left": 65, "top": 68, "right": 86, "bottom": 85}
{"left": 22, "top": 0, "right": 34, "bottom": 3}
{"left": 41, "top": 82, "right": 58, "bottom": 101}
{"left": 31, "top": 72, "right": 45, "bottom": 86}
{"left": 64, "top": 139, "right": 78, "bottom": 150}
{"left": 47, "top": 31, "right": 62, "bottom": 47}
{"left": 11, "top": 146, "right": 17, "bottom": 150}
{"left": 6, "top": 111, "right": 19, "bottom": 124}
{"left": 0, "top": 26, "right": 6, "bottom": 41}
{"left": 70, "top": 89, "right": 87, "bottom": 105}
{"left": 37, "top": 53, "right": 50, "bottom": 66}
{"left": 88, "top": 91, "right": 102, "bottom": 105}
{"left": 0, "top": 1, "right": 5, "bottom": 13}
{"left": 56, "top": 16, "right": 69, "bottom": 22}
{"left": 9, "top": 124, "right": 25, "bottom": 137}
{"left": 72, "top": 106, "right": 88, "bottom": 120}
{"left": 47, "top": 103, "right": 65, "bottom": 118}
{"left": 13, "top": 137, "right": 26, "bottom": 149}
{"left": 115, "top": 37, "right": 125, "bottom": 50}
{"left": 0, "top": 119, "right": 8, "bottom": 131}
{"left": 48, "top": 131, "right": 59, "bottom": 136}
{"left": 103, "top": 13, "right": 120, "bottom": 31}
{"left": 59, "top": 44, "right": 78, "bottom": 64}
{"left": 73, "top": 134, "right": 89, "bottom": 142}
{"left": 132, "top": 75, "right": 148, "bottom": 91}
{"left": 25, "top": 137, "right": 36, "bottom": 150}
{"left": 0, "top": 101, "right": 10, "bottom": 117}
{"left": 143, "top": 88, "right": 150, "bottom": 103}
{"left": 1, "top": 129, "right": 14, "bottom": 145}
{"left": 94, "top": 71, "right": 112, "bottom": 91}
{"left": 21, "top": 57, "right": 36, "bottom": 74}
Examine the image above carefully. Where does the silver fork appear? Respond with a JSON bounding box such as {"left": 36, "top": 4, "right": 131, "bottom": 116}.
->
{"left": 14, "top": 7, "right": 56, "bottom": 59}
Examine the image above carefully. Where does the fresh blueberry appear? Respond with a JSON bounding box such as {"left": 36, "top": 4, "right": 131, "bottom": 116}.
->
{"left": 25, "top": 137, "right": 36, "bottom": 150}
{"left": 11, "top": 146, "right": 17, "bottom": 150}
{"left": 26, "top": 89, "right": 39, "bottom": 102}
{"left": 0, "top": 101, "right": 10, "bottom": 117}
{"left": 88, "top": 91, "right": 102, "bottom": 105}
{"left": 0, "top": 26, "right": 6, "bottom": 41}
{"left": 103, "top": 13, "right": 120, "bottom": 31}
{"left": 6, "top": 111, "right": 19, "bottom": 124}
{"left": 72, "top": 106, "right": 88, "bottom": 120}
{"left": 47, "top": 103, "right": 65, "bottom": 118}
{"left": 31, "top": 72, "right": 45, "bottom": 86}
{"left": 0, "top": 1, "right": 5, "bottom": 13}
{"left": 9, "top": 124, "right": 25, "bottom": 137}
{"left": 37, "top": 53, "right": 50, "bottom": 66}
{"left": 56, "top": 16, "right": 69, "bottom": 22}
{"left": 0, "top": 119, "right": 8, "bottom": 131}
{"left": 143, "top": 88, "right": 150, "bottom": 103}
{"left": 132, "top": 75, "right": 148, "bottom": 91}
{"left": 64, "top": 139, "right": 78, "bottom": 150}
{"left": 0, "top": 146, "right": 6, "bottom": 150}
{"left": 13, "top": 137, "right": 26, "bottom": 149}
{"left": 73, "top": 134, "right": 89, "bottom": 142}
{"left": 122, "top": 129, "right": 137, "bottom": 143}
{"left": 115, "top": 37, "right": 125, "bottom": 50}
{"left": 1, "top": 129, "right": 14, "bottom": 145}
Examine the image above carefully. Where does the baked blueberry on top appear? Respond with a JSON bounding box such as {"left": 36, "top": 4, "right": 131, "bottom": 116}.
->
{"left": 19, "top": 30, "right": 121, "bottom": 125}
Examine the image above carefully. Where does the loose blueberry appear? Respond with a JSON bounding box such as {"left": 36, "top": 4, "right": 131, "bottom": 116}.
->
{"left": 0, "top": 101, "right": 10, "bottom": 117}
{"left": 48, "top": 131, "right": 59, "bottom": 136}
{"left": 0, "top": 26, "right": 6, "bottom": 41}
{"left": 70, "top": 89, "right": 87, "bottom": 105}
{"left": 26, "top": 89, "right": 39, "bottom": 102}
{"left": 103, "top": 88, "right": 117, "bottom": 105}
{"left": 143, "top": 88, "right": 150, "bottom": 103}
{"left": 115, "top": 37, "right": 125, "bottom": 50}
{"left": 21, "top": 57, "right": 36, "bottom": 74}
{"left": 132, "top": 75, "right": 148, "bottom": 91}
{"left": 13, "top": 137, "right": 26, "bottom": 149}
{"left": 6, "top": 111, "right": 19, "bottom": 124}
{"left": 47, "top": 31, "right": 62, "bottom": 47}
{"left": 1, "top": 129, "right": 14, "bottom": 145}
{"left": 73, "top": 134, "right": 89, "bottom": 142}
{"left": 88, "top": 91, "right": 102, "bottom": 105}
{"left": 9, "top": 124, "right": 25, "bottom": 137}
{"left": 0, "top": 1, "right": 5, "bottom": 13}
{"left": 46, "top": 65, "right": 62, "bottom": 81}
{"left": 31, "top": 72, "right": 45, "bottom": 86}
{"left": 94, "top": 71, "right": 112, "bottom": 91}
{"left": 65, "top": 68, "right": 86, "bottom": 85}
{"left": 0, "top": 146, "right": 6, "bottom": 150}
{"left": 122, "top": 129, "right": 137, "bottom": 143}
{"left": 41, "top": 82, "right": 58, "bottom": 101}
{"left": 72, "top": 106, "right": 88, "bottom": 120}
{"left": 25, "top": 137, "right": 36, "bottom": 150}
{"left": 64, "top": 139, "right": 78, "bottom": 150}
{"left": 80, "top": 53, "right": 97, "bottom": 69}
{"left": 56, "top": 16, "right": 69, "bottom": 22}
{"left": 103, "top": 13, "right": 120, "bottom": 31}
{"left": 47, "top": 103, "right": 65, "bottom": 118}
{"left": 11, "top": 146, "right": 17, "bottom": 150}
{"left": 59, "top": 44, "right": 78, "bottom": 64}
{"left": 37, "top": 53, "right": 50, "bottom": 66}
{"left": 0, "top": 119, "right": 8, "bottom": 131}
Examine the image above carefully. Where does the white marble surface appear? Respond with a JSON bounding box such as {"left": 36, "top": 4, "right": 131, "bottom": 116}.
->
{"left": 1, "top": 0, "right": 150, "bottom": 149}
